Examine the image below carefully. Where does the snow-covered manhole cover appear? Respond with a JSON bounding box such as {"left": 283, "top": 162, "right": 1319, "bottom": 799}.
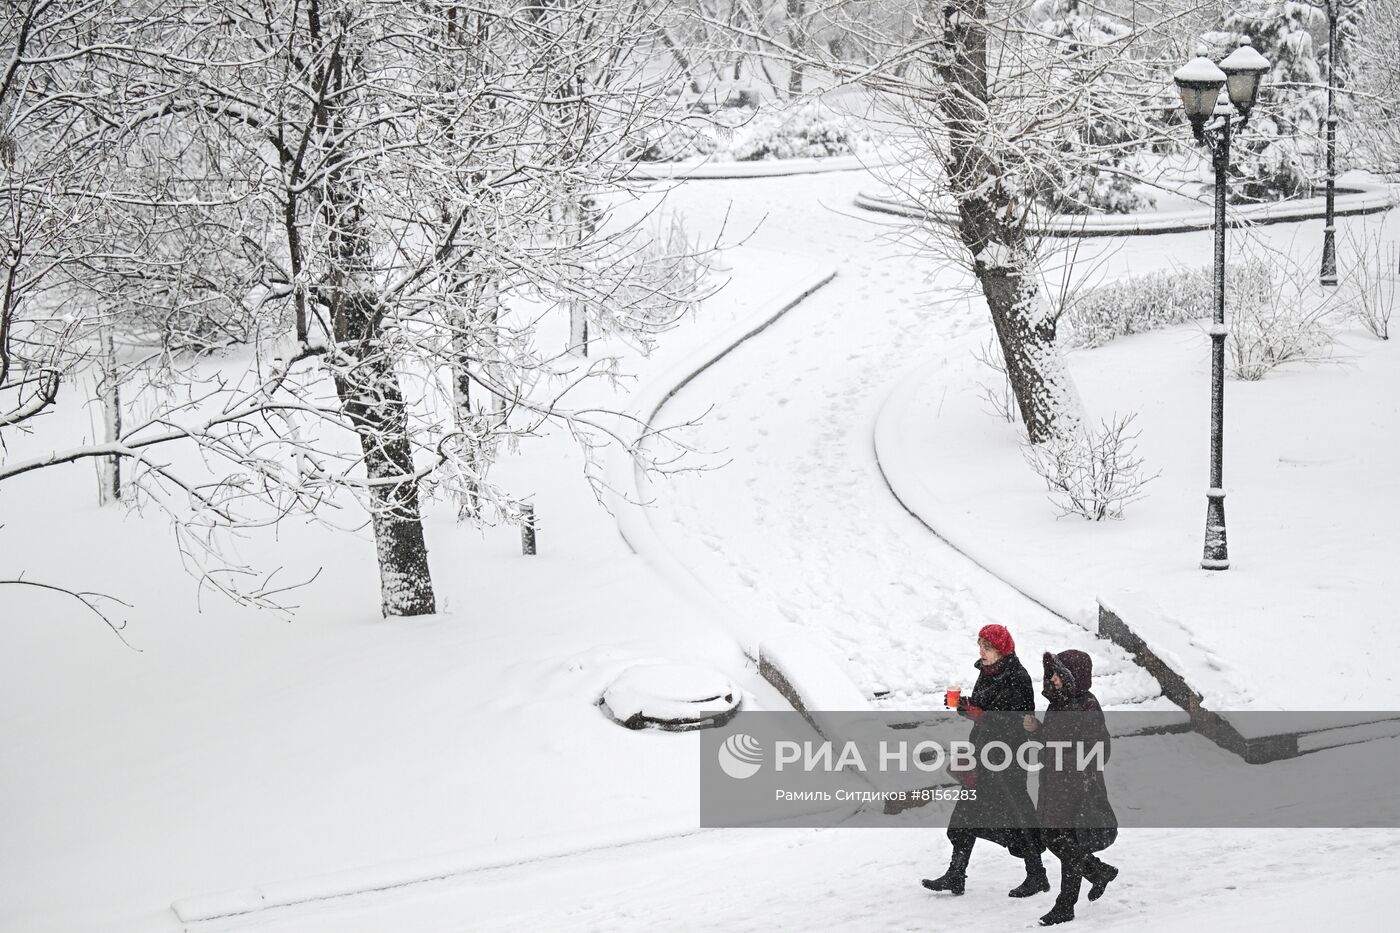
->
{"left": 598, "top": 662, "right": 742, "bottom": 731}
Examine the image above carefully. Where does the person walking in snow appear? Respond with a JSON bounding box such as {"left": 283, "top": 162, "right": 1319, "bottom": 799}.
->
{"left": 922, "top": 624, "right": 1048, "bottom": 899}
{"left": 1023, "top": 649, "right": 1120, "bottom": 926}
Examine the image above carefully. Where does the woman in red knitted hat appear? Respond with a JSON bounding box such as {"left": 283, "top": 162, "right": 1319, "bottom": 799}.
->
{"left": 922, "top": 623, "right": 1047, "bottom": 899}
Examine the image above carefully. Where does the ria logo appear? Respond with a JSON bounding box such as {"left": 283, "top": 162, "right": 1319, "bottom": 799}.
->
{"left": 718, "top": 733, "right": 764, "bottom": 779}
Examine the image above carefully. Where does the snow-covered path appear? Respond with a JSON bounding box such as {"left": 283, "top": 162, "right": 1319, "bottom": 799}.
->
{"left": 224, "top": 821, "right": 1400, "bottom": 933}
{"left": 198, "top": 722, "right": 1400, "bottom": 932}
{"left": 644, "top": 171, "right": 1163, "bottom": 708}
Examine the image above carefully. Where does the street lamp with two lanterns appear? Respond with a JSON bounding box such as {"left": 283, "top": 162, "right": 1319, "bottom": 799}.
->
{"left": 1171, "top": 39, "right": 1271, "bottom": 571}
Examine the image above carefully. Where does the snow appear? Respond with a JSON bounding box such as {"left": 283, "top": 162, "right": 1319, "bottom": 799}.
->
{"left": 875, "top": 200, "right": 1400, "bottom": 710}
{"left": 1219, "top": 43, "right": 1271, "bottom": 75}
{"left": 756, "top": 627, "right": 874, "bottom": 713}
{"left": 637, "top": 171, "right": 1166, "bottom": 714}
{"left": 209, "top": 733, "right": 1400, "bottom": 931}
{"left": 171, "top": 818, "right": 714, "bottom": 924}
{"left": 856, "top": 175, "right": 1396, "bottom": 235}
{"left": 189, "top": 826, "right": 1400, "bottom": 932}
{"left": 1174, "top": 56, "right": 1228, "bottom": 86}
{"left": 4, "top": 160, "right": 1400, "bottom": 933}
{"left": 598, "top": 661, "right": 739, "bottom": 725}
{"left": 0, "top": 235, "right": 827, "bottom": 933}
{"left": 626, "top": 153, "right": 890, "bottom": 181}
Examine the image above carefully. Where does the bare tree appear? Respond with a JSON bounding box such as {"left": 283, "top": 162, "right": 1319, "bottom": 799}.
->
{"left": 1346, "top": 1, "right": 1399, "bottom": 172}
{"left": 2, "top": 0, "right": 714, "bottom": 621}
{"left": 705, "top": 1, "right": 1185, "bottom": 443}
{"left": 880, "top": 0, "right": 1162, "bottom": 441}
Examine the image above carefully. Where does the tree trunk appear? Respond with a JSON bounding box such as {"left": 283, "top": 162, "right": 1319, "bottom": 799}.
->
{"left": 568, "top": 298, "right": 588, "bottom": 356}
{"left": 937, "top": 0, "right": 1082, "bottom": 444}
{"left": 451, "top": 276, "right": 492, "bottom": 519}
{"left": 481, "top": 281, "right": 505, "bottom": 413}
{"left": 567, "top": 194, "right": 593, "bottom": 356}
{"left": 786, "top": 0, "right": 806, "bottom": 96}
{"left": 97, "top": 322, "right": 122, "bottom": 504}
{"left": 976, "top": 259, "right": 1081, "bottom": 444}
{"left": 315, "top": 11, "right": 435, "bottom": 617}
{"left": 333, "top": 295, "right": 437, "bottom": 617}
{"left": 451, "top": 329, "right": 482, "bottom": 520}
{"left": 658, "top": 26, "right": 704, "bottom": 96}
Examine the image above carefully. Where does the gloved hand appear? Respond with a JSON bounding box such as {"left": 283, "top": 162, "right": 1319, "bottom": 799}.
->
{"left": 956, "top": 697, "right": 985, "bottom": 722}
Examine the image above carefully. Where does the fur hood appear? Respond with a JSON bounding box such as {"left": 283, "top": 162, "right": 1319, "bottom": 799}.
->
{"left": 1043, "top": 649, "right": 1093, "bottom": 698}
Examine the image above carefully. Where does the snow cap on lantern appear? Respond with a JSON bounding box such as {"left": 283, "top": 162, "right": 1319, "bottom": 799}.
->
{"left": 1174, "top": 52, "right": 1227, "bottom": 133}
{"left": 1219, "top": 38, "right": 1270, "bottom": 120}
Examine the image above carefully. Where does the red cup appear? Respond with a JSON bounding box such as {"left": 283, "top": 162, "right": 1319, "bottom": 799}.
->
{"left": 945, "top": 687, "right": 962, "bottom": 709}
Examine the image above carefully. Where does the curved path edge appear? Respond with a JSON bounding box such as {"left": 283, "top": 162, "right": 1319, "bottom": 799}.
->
{"left": 172, "top": 819, "right": 704, "bottom": 923}
{"left": 871, "top": 357, "right": 1089, "bottom": 632}
{"left": 602, "top": 261, "right": 874, "bottom": 724}
{"left": 854, "top": 181, "right": 1396, "bottom": 236}
{"left": 627, "top": 153, "right": 895, "bottom": 181}
{"left": 603, "top": 263, "right": 835, "bottom": 611}
{"left": 872, "top": 354, "right": 1400, "bottom": 761}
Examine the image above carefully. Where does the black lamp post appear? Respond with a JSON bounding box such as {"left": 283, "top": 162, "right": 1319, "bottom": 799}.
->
{"left": 1173, "top": 39, "right": 1270, "bottom": 571}
{"left": 1320, "top": 0, "right": 1340, "bottom": 286}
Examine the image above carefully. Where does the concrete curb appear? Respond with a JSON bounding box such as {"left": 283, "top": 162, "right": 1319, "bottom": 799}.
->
{"left": 627, "top": 153, "right": 894, "bottom": 181}
{"left": 171, "top": 821, "right": 705, "bottom": 923}
{"left": 854, "top": 181, "right": 1396, "bottom": 236}
{"left": 871, "top": 352, "right": 1091, "bottom": 630}
{"left": 1098, "top": 599, "right": 1400, "bottom": 764}
{"left": 599, "top": 262, "right": 879, "bottom": 736}
{"left": 871, "top": 347, "right": 1400, "bottom": 765}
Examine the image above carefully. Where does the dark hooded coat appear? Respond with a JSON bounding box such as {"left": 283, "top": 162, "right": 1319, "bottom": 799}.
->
{"left": 947, "top": 652, "right": 1043, "bottom": 856}
{"left": 1037, "top": 650, "right": 1117, "bottom": 854}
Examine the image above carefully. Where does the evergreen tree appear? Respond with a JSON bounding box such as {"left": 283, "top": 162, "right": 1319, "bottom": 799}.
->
{"left": 1205, "top": 1, "right": 1325, "bottom": 201}
{"left": 1027, "top": 0, "right": 1155, "bottom": 214}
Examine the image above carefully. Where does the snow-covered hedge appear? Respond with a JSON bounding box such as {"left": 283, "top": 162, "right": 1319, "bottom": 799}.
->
{"left": 1060, "top": 259, "right": 1275, "bottom": 350}
{"left": 1061, "top": 256, "right": 1337, "bottom": 381}
{"left": 631, "top": 102, "right": 877, "bottom": 164}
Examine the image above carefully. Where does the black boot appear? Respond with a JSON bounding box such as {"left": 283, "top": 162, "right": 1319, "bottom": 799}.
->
{"left": 1039, "top": 898, "right": 1076, "bottom": 926}
{"left": 1084, "top": 857, "right": 1118, "bottom": 902}
{"left": 1039, "top": 854, "right": 1083, "bottom": 925}
{"left": 921, "top": 842, "right": 973, "bottom": 896}
{"left": 1009, "top": 852, "right": 1051, "bottom": 898}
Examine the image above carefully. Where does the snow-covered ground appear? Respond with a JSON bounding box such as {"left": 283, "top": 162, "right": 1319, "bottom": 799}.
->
{"left": 3, "top": 164, "right": 1398, "bottom": 933}
{"left": 875, "top": 203, "right": 1400, "bottom": 710}
{"left": 0, "top": 233, "right": 827, "bottom": 932}
{"left": 190, "top": 825, "right": 1400, "bottom": 933}
{"left": 641, "top": 172, "right": 1165, "bottom": 711}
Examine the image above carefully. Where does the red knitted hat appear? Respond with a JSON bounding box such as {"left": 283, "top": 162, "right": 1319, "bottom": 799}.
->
{"left": 978, "top": 623, "right": 1015, "bottom": 656}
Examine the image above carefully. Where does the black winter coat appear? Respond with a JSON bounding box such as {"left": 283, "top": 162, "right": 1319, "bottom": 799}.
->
{"left": 947, "top": 653, "right": 1042, "bottom": 855}
{"left": 1037, "top": 650, "right": 1117, "bottom": 854}
{"left": 965, "top": 653, "right": 1036, "bottom": 750}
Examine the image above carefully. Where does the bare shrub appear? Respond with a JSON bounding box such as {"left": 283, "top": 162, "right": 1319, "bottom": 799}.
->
{"left": 1022, "top": 413, "right": 1159, "bottom": 521}
{"left": 599, "top": 210, "right": 717, "bottom": 344}
{"left": 1342, "top": 228, "right": 1395, "bottom": 341}
{"left": 1226, "top": 244, "right": 1337, "bottom": 380}
{"left": 972, "top": 335, "right": 1017, "bottom": 423}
